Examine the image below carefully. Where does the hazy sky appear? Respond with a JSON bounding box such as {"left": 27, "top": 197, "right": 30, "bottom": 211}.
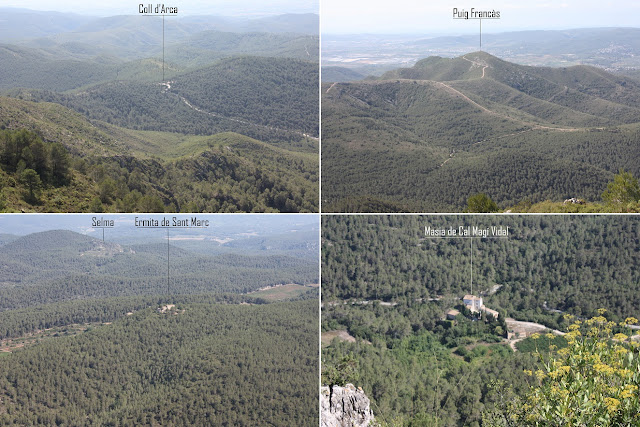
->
{"left": 2, "top": 0, "right": 318, "bottom": 17}
{"left": 322, "top": 0, "right": 640, "bottom": 34}
{"left": 0, "top": 214, "right": 318, "bottom": 237}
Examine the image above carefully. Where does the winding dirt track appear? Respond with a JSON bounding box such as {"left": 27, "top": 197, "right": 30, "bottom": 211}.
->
{"left": 161, "top": 82, "right": 319, "bottom": 141}
{"left": 326, "top": 82, "right": 338, "bottom": 93}
{"left": 434, "top": 80, "right": 582, "bottom": 133}
{"left": 439, "top": 156, "right": 453, "bottom": 167}
{"left": 325, "top": 65, "right": 602, "bottom": 169}
{"left": 461, "top": 55, "right": 488, "bottom": 78}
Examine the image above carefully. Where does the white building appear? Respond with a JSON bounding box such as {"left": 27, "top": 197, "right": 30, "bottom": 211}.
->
{"left": 463, "top": 295, "right": 483, "bottom": 312}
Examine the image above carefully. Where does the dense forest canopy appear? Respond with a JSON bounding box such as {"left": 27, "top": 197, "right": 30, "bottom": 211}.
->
{"left": 322, "top": 215, "right": 640, "bottom": 321}
{"left": 0, "top": 298, "right": 319, "bottom": 425}
{"left": 0, "top": 215, "right": 319, "bottom": 425}
{"left": 322, "top": 52, "right": 640, "bottom": 212}
{"left": 322, "top": 215, "right": 640, "bottom": 425}
{"left": 16, "top": 56, "right": 319, "bottom": 143}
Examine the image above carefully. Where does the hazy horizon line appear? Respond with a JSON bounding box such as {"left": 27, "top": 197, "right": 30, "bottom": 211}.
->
{"left": 0, "top": 6, "right": 319, "bottom": 19}
{"left": 323, "top": 25, "right": 640, "bottom": 37}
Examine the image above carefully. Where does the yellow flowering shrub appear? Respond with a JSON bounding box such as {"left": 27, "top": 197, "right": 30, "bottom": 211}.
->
{"left": 486, "top": 311, "right": 640, "bottom": 426}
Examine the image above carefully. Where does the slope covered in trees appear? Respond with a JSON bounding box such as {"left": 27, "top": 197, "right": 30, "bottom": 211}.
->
{"left": 0, "top": 98, "right": 318, "bottom": 212}
{"left": 11, "top": 55, "right": 318, "bottom": 146}
{"left": 0, "top": 219, "right": 319, "bottom": 425}
{"left": 0, "top": 8, "right": 319, "bottom": 91}
{"left": 0, "top": 10, "right": 319, "bottom": 213}
{"left": 323, "top": 317, "right": 535, "bottom": 426}
{"left": 0, "top": 32, "right": 318, "bottom": 92}
{"left": 0, "top": 229, "right": 318, "bottom": 311}
{"left": 322, "top": 52, "right": 640, "bottom": 212}
{"left": 0, "top": 298, "right": 318, "bottom": 425}
{"left": 322, "top": 215, "right": 640, "bottom": 321}
{"left": 322, "top": 215, "right": 640, "bottom": 425}
{"left": 0, "top": 9, "right": 318, "bottom": 60}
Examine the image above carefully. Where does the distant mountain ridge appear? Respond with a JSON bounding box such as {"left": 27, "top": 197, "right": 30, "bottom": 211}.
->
{"left": 1, "top": 10, "right": 318, "bottom": 64}
{"left": 2, "top": 229, "right": 102, "bottom": 253}
{"left": 0, "top": 229, "right": 318, "bottom": 310}
{"left": 0, "top": 8, "right": 95, "bottom": 40}
{"left": 0, "top": 9, "right": 318, "bottom": 91}
{"left": 322, "top": 66, "right": 365, "bottom": 82}
{"left": 0, "top": 8, "right": 318, "bottom": 42}
{"left": 0, "top": 31, "right": 318, "bottom": 92}
{"left": 323, "top": 27, "right": 640, "bottom": 76}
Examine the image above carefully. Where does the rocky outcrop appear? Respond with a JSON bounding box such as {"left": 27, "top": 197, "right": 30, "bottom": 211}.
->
{"left": 321, "top": 383, "right": 374, "bottom": 427}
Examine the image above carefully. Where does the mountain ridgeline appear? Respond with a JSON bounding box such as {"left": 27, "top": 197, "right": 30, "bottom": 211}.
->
{"left": 0, "top": 9, "right": 319, "bottom": 91}
{"left": 12, "top": 56, "right": 319, "bottom": 143}
{"left": 322, "top": 51, "right": 640, "bottom": 212}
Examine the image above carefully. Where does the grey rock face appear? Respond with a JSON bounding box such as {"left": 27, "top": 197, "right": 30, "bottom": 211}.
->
{"left": 321, "top": 383, "right": 374, "bottom": 427}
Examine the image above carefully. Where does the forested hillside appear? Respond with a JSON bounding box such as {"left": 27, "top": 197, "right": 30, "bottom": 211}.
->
{"left": 322, "top": 52, "right": 640, "bottom": 212}
{"left": 0, "top": 10, "right": 319, "bottom": 213}
{"left": 0, "top": 298, "right": 318, "bottom": 425}
{"left": 0, "top": 219, "right": 319, "bottom": 425}
{"left": 0, "top": 229, "right": 318, "bottom": 311}
{"left": 167, "top": 31, "right": 319, "bottom": 68}
{"left": 322, "top": 215, "right": 640, "bottom": 425}
{"left": 322, "top": 215, "right": 640, "bottom": 320}
{"left": 13, "top": 56, "right": 319, "bottom": 143}
{"left": 0, "top": 98, "right": 318, "bottom": 212}
{"left": 0, "top": 30, "right": 317, "bottom": 91}
{"left": 321, "top": 66, "right": 365, "bottom": 82}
